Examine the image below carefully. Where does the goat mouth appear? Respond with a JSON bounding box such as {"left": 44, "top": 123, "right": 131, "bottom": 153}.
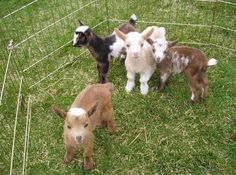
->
{"left": 71, "top": 42, "right": 82, "bottom": 48}
{"left": 72, "top": 44, "right": 81, "bottom": 48}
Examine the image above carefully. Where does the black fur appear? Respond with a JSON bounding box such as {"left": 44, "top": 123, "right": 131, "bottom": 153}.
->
{"left": 72, "top": 15, "right": 136, "bottom": 83}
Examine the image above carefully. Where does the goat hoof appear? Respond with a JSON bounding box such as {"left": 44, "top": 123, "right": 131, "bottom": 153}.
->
{"left": 125, "top": 87, "right": 133, "bottom": 93}
{"left": 141, "top": 91, "right": 148, "bottom": 95}
{"left": 84, "top": 162, "right": 93, "bottom": 170}
{"left": 108, "top": 127, "right": 117, "bottom": 134}
{"left": 152, "top": 87, "right": 160, "bottom": 92}
{"left": 189, "top": 99, "right": 196, "bottom": 105}
{"left": 64, "top": 158, "right": 72, "bottom": 164}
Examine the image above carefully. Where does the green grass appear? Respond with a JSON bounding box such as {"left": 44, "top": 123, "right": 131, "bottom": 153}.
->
{"left": 0, "top": 0, "right": 236, "bottom": 174}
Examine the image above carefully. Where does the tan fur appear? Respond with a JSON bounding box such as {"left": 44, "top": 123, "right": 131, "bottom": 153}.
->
{"left": 52, "top": 83, "right": 116, "bottom": 170}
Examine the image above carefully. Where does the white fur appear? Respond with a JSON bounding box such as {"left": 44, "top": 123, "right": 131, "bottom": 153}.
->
{"left": 152, "top": 38, "right": 168, "bottom": 63}
{"left": 208, "top": 58, "right": 217, "bottom": 66}
{"left": 69, "top": 107, "right": 86, "bottom": 117}
{"left": 123, "top": 30, "right": 158, "bottom": 95}
{"left": 183, "top": 57, "right": 189, "bottom": 65}
{"left": 140, "top": 69, "right": 155, "bottom": 95}
{"left": 110, "top": 33, "right": 126, "bottom": 58}
{"left": 161, "top": 73, "right": 169, "bottom": 82}
{"left": 130, "top": 14, "right": 137, "bottom": 21}
{"left": 109, "top": 14, "right": 137, "bottom": 59}
{"left": 191, "top": 92, "right": 195, "bottom": 101}
{"left": 75, "top": 26, "right": 89, "bottom": 33}
{"left": 125, "top": 72, "right": 135, "bottom": 92}
{"left": 116, "top": 26, "right": 166, "bottom": 95}
{"left": 147, "top": 26, "right": 166, "bottom": 40}
{"left": 125, "top": 80, "right": 135, "bottom": 92}
{"left": 72, "top": 33, "right": 78, "bottom": 45}
{"left": 126, "top": 32, "right": 144, "bottom": 58}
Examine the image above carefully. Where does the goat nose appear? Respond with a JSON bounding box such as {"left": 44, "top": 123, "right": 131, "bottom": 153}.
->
{"left": 76, "top": 136, "right": 82, "bottom": 143}
{"left": 155, "top": 57, "right": 161, "bottom": 63}
{"left": 133, "top": 52, "right": 139, "bottom": 58}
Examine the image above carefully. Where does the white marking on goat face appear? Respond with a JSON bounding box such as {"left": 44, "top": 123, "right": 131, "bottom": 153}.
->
{"left": 66, "top": 110, "right": 90, "bottom": 144}
{"left": 152, "top": 38, "right": 168, "bottom": 63}
{"left": 69, "top": 107, "right": 86, "bottom": 117}
{"left": 72, "top": 33, "right": 78, "bottom": 45}
{"left": 75, "top": 26, "right": 89, "bottom": 33}
{"left": 72, "top": 26, "right": 89, "bottom": 46}
{"left": 126, "top": 32, "right": 145, "bottom": 58}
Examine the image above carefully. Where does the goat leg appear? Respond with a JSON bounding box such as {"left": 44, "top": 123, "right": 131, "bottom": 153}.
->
{"left": 64, "top": 144, "right": 75, "bottom": 163}
{"left": 97, "top": 62, "right": 109, "bottom": 84}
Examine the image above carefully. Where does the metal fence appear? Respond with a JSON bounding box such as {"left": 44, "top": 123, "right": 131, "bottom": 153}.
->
{"left": 0, "top": 0, "right": 235, "bottom": 174}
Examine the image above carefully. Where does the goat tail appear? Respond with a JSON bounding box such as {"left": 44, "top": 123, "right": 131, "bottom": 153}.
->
{"left": 129, "top": 14, "right": 137, "bottom": 26}
{"left": 104, "top": 82, "right": 114, "bottom": 91}
{"left": 208, "top": 58, "right": 218, "bottom": 66}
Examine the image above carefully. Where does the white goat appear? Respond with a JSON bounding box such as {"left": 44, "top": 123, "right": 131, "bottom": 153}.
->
{"left": 115, "top": 26, "right": 166, "bottom": 95}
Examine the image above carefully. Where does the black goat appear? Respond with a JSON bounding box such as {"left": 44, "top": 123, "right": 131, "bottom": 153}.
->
{"left": 72, "top": 15, "right": 137, "bottom": 83}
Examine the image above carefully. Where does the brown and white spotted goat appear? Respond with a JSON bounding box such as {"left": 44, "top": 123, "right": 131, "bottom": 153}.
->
{"left": 148, "top": 38, "right": 217, "bottom": 103}
{"left": 52, "top": 83, "right": 116, "bottom": 170}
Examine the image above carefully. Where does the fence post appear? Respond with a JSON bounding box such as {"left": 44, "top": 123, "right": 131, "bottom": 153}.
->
{"left": 208, "top": 0, "right": 217, "bottom": 42}
{"left": 105, "top": 0, "right": 110, "bottom": 33}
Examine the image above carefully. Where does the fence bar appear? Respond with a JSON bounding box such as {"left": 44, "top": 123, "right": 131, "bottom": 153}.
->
{"left": 218, "top": 0, "right": 236, "bottom": 6}
{"left": 24, "top": 96, "right": 32, "bottom": 175}
{"left": 29, "top": 50, "right": 88, "bottom": 89}
{"left": 23, "top": 40, "right": 72, "bottom": 72}
{"left": 22, "top": 95, "right": 31, "bottom": 175}
{"left": 109, "top": 19, "right": 212, "bottom": 28}
{"left": 9, "top": 77, "right": 23, "bottom": 175}
{"left": 26, "top": 19, "right": 106, "bottom": 89}
{"left": 0, "top": 50, "right": 13, "bottom": 105}
{"left": 2, "top": 0, "right": 39, "bottom": 19}
{"left": 14, "top": 0, "right": 97, "bottom": 48}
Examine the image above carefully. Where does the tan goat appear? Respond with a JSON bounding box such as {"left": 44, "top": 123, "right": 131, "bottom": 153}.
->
{"left": 52, "top": 83, "right": 116, "bottom": 170}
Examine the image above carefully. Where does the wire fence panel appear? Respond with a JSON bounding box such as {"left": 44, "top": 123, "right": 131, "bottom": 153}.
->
{"left": 0, "top": 0, "right": 235, "bottom": 174}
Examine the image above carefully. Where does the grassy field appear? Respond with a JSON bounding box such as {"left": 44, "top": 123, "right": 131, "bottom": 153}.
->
{"left": 1, "top": 0, "right": 236, "bottom": 174}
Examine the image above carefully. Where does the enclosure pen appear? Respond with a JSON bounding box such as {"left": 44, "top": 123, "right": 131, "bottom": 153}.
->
{"left": 0, "top": 0, "right": 235, "bottom": 174}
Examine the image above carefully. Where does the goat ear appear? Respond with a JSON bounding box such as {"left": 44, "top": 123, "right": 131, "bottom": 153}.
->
{"left": 114, "top": 28, "right": 127, "bottom": 41}
{"left": 87, "top": 102, "right": 98, "bottom": 117}
{"left": 141, "top": 27, "right": 154, "bottom": 40}
{"left": 168, "top": 39, "right": 178, "bottom": 48}
{"left": 79, "top": 20, "right": 84, "bottom": 26}
{"left": 52, "top": 105, "right": 67, "bottom": 119}
{"left": 146, "top": 38, "right": 154, "bottom": 45}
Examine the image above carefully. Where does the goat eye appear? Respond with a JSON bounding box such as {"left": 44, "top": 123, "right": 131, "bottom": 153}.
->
{"left": 152, "top": 48, "right": 155, "bottom": 52}
{"left": 84, "top": 123, "right": 88, "bottom": 128}
{"left": 141, "top": 43, "right": 144, "bottom": 47}
{"left": 67, "top": 125, "right": 71, "bottom": 129}
{"left": 126, "top": 44, "right": 130, "bottom": 47}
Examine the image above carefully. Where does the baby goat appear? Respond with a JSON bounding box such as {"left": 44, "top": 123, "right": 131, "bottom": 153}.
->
{"left": 52, "top": 83, "right": 116, "bottom": 170}
{"left": 115, "top": 26, "right": 166, "bottom": 95}
{"left": 72, "top": 15, "right": 137, "bottom": 83}
{"left": 148, "top": 38, "right": 217, "bottom": 103}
